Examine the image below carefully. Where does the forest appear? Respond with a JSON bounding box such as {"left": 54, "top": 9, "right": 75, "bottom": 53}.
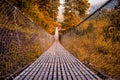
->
{"left": 0, "top": 0, "right": 120, "bottom": 79}
{"left": 61, "top": 0, "right": 120, "bottom": 79}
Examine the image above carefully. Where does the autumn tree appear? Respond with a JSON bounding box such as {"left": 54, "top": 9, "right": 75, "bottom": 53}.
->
{"left": 8, "top": 0, "right": 60, "bottom": 34}
{"left": 103, "top": 4, "right": 120, "bottom": 43}
{"left": 61, "top": 0, "right": 89, "bottom": 31}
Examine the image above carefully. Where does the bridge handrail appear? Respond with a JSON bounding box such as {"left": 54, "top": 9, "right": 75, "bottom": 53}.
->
{"left": 66, "top": 0, "right": 118, "bottom": 33}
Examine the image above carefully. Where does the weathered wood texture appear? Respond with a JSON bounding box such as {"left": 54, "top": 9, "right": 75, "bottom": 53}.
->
{"left": 14, "top": 41, "right": 101, "bottom": 80}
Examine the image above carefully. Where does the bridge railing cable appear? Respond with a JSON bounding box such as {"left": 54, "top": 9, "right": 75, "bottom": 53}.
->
{"left": 0, "top": 0, "right": 54, "bottom": 79}
{"left": 61, "top": 0, "right": 120, "bottom": 79}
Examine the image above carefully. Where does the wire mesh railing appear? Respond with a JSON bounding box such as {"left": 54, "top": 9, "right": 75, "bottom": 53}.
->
{"left": 61, "top": 0, "right": 120, "bottom": 79}
{"left": 0, "top": 0, "right": 54, "bottom": 79}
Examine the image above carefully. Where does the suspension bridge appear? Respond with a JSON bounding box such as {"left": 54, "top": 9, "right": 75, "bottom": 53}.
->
{"left": 0, "top": 0, "right": 119, "bottom": 80}
{"left": 14, "top": 27, "right": 101, "bottom": 80}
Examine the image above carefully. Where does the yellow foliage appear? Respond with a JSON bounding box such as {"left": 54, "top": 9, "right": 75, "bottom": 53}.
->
{"left": 61, "top": 15, "right": 120, "bottom": 78}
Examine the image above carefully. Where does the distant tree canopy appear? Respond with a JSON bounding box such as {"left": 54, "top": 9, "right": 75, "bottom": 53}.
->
{"left": 103, "top": 7, "right": 120, "bottom": 43}
{"left": 8, "top": 0, "right": 60, "bottom": 34}
{"left": 65, "top": 0, "right": 89, "bottom": 16}
{"left": 61, "top": 0, "right": 89, "bottom": 31}
{"left": 8, "top": 0, "right": 89, "bottom": 34}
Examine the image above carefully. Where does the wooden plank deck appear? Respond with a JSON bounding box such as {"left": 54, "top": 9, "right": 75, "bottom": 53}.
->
{"left": 14, "top": 41, "right": 101, "bottom": 80}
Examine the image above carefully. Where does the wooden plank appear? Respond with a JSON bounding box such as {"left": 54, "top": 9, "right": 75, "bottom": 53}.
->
{"left": 60, "top": 64, "right": 67, "bottom": 80}
{"left": 66, "top": 54, "right": 85, "bottom": 80}
{"left": 70, "top": 62, "right": 83, "bottom": 80}
{"left": 48, "top": 59, "right": 54, "bottom": 80}
{"left": 73, "top": 62, "right": 90, "bottom": 80}
{"left": 16, "top": 61, "right": 39, "bottom": 80}
{"left": 68, "top": 52, "right": 101, "bottom": 80}
{"left": 32, "top": 55, "right": 49, "bottom": 80}
{"left": 57, "top": 58, "right": 62, "bottom": 80}
{"left": 14, "top": 41, "right": 101, "bottom": 80}
{"left": 65, "top": 53, "right": 88, "bottom": 80}
{"left": 52, "top": 56, "right": 57, "bottom": 80}
{"left": 64, "top": 55, "right": 78, "bottom": 80}
{"left": 70, "top": 53, "right": 101, "bottom": 80}
{"left": 37, "top": 62, "right": 49, "bottom": 79}
{"left": 63, "top": 59, "right": 72, "bottom": 80}
{"left": 23, "top": 56, "right": 47, "bottom": 80}
{"left": 43, "top": 59, "right": 52, "bottom": 80}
